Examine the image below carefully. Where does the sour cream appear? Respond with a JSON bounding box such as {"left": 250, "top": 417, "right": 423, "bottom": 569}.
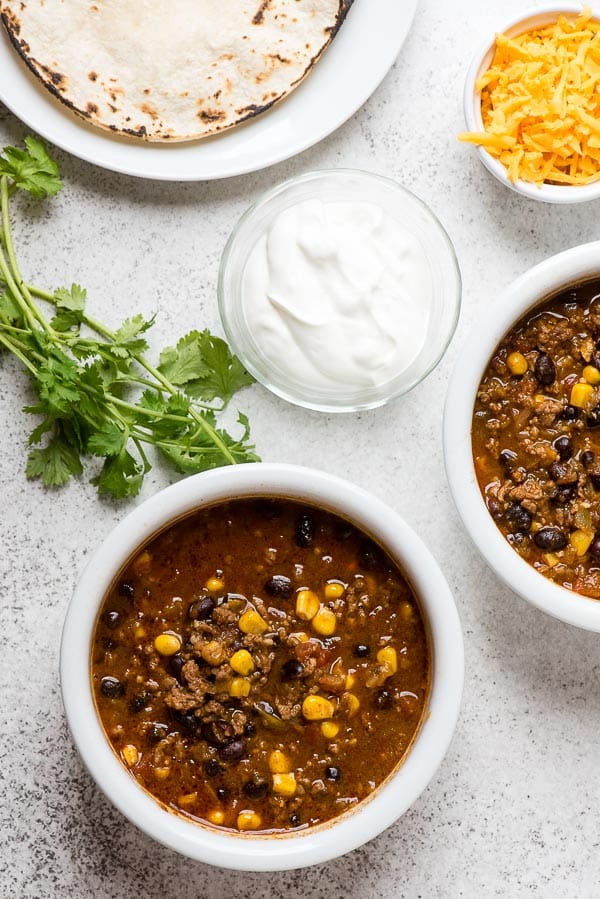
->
{"left": 241, "top": 198, "right": 432, "bottom": 392}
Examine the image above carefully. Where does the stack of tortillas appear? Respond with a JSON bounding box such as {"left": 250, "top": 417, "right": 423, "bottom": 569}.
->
{"left": 0, "top": 0, "right": 352, "bottom": 141}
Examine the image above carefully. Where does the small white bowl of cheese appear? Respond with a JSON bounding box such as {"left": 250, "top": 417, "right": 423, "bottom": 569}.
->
{"left": 460, "top": 4, "right": 600, "bottom": 204}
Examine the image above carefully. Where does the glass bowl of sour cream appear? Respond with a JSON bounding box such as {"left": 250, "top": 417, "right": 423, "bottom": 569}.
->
{"left": 218, "top": 169, "right": 461, "bottom": 412}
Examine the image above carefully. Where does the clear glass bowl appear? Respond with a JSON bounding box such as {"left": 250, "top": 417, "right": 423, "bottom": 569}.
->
{"left": 218, "top": 169, "right": 461, "bottom": 412}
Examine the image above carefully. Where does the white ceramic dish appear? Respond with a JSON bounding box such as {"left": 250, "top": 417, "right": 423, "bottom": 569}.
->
{"left": 61, "top": 462, "right": 463, "bottom": 870}
{"left": 444, "top": 241, "right": 600, "bottom": 631}
{"left": 463, "top": 4, "right": 600, "bottom": 204}
{"left": 219, "top": 169, "right": 461, "bottom": 412}
{"left": 0, "top": 0, "right": 418, "bottom": 181}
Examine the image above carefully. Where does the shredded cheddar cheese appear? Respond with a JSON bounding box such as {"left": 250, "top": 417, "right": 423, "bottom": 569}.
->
{"left": 459, "top": 8, "right": 600, "bottom": 186}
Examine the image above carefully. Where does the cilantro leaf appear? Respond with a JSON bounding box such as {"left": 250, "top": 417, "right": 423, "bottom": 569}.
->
{"left": 0, "top": 290, "right": 24, "bottom": 325}
{"left": 110, "top": 314, "right": 155, "bottom": 358}
{"left": 92, "top": 449, "right": 144, "bottom": 499}
{"left": 26, "top": 428, "right": 83, "bottom": 487}
{"left": 50, "top": 284, "right": 86, "bottom": 333}
{"left": 0, "top": 136, "right": 63, "bottom": 198}
{"left": 158, "top": 330, "right": 210, "bottom": 385}
{"left": 158, "top": 329, "right": 254, "bottom": 405}
{"left": 87, "top": 421, "right": 127, "bottom": 457}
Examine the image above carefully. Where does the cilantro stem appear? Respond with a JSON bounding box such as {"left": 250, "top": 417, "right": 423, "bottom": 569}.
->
{"left": 0, "top": 330, "right": 38, "bottom": 375}
{"left": 0, "top": 178, "right": 54, "bottom": 339}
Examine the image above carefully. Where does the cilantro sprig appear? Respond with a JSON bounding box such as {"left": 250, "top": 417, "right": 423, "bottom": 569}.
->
{"left": 0, "top": 137, "right": 258, "bottom": 498}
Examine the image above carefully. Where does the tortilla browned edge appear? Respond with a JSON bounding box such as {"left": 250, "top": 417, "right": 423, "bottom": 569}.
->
{"left": 0, "top": 0, "right": 355, "bottom": 142}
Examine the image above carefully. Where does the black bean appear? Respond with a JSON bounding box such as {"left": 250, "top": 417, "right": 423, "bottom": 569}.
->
{"left": 325, "top": 766, "right": 341, "bottom": 782}
{"left": 551, "top": 484, "right": 577, "bottom": 505}
{"left": 533, "top": 527, "right": 568, "bottom": 551}
{"left": 264, "top": 575, "right": 294, "bottom": 600}
{"left": 589, "top": 535, "right": 600, "bottom": 559}
{"left": 219, "top": 738, "right": 247, "bottom": 761}
{"left": 295, "top": 514, "right": 315, "bottom": 548}
{"left": 548, "top": 461, "right": 568, "bottom": 481}
{"left": 359, "top": 540, "right": 384, "bottom": 571}
{"left": 560, "top": 405, "right": 579, "bottom": 421}
{"left": 505, "top": 503, "right": 532, "bottom": 533}
{"left": 582, "top": 451, "right": 595, "bottom": 467}
{"left": 169, "top": 654, "right": 186, "bottom": 683}
{"left": 130, "top": 693, "right": 147, "bottom": 712}
{"left": 353, "top": 644, "right": 370, "bottom": 658}
{"left": 103, "top": 610, "right": 120, "bottom": 629}
{"left": 590, "top": 474, "right": 600, "bottom": 490}
{"left": 148, "top": 723, "right": 169, "bottom": 744}
{"left": 535, "top": 353, "right": 556, "bottom": 385}
{"left": 335, "top": 522, "right": 355, "bottom": 541}
{"left": 187, "top": 595, "right": 215, "bottom": 621}
{"left": 553, "top": 436, "right": 573, "bottom": 461}
{"left": 204, "top": 759, "right": 222, "bottom": 778}
{"left": 587, "top": 406, "right": 600, "bottom": 428}
{"left": 100, "top": 676, "right": 124, "bottom": 699}
{"left": 244, "top": 722, "right": 256, "bottom": 737}
{"left": 243, "top": 780, "right": 268, "bottom": 800}
{"left": 201, "top": 719, "right": 234, "bottom": 746}
{"left": 281, "top": 659, "right": 304, "bottom": 680}
{"left": 216, "top": 787, "right": 229, "bottom": 801}
{"left": 373, "top": 689, "right": 393, "bottom": 710}
{"left": 118, "top": 582, "right": 134, "bottom": 599}
{"left": 174, "top": 710, "right": 199, "bottom": 733}
{"left": 289, "top": 814, "right": 301, "bottom": 827}
{"left": 499, "top": 449, "right": 518, "bottom": 468}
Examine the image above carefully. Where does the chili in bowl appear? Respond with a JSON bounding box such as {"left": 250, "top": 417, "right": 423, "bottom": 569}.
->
{"left": 444, "top": 240, "right": 600, "bottom": 630}
{"left": 61, "top": 463, "right": 463, "bottom": 871}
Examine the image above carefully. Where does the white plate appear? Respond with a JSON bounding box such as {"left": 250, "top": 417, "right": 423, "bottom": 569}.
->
{"left": 0, "top": 0, "right": 418, "bottom": 181}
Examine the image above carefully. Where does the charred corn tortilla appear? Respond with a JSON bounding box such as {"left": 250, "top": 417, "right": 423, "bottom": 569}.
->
{"left": 0, "top": 0, "right": 353, "bottom": 142}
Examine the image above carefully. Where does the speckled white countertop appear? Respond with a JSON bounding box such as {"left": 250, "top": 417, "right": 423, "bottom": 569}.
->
{"left": 2, "top": 1, "right": 600, "bottom": 896}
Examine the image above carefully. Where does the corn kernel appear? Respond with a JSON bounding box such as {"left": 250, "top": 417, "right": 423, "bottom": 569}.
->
{"left": 302, "top": 694, "right": 336, "bottom": 720}
{"left": 543, "top": 552, "right": 560, "bottom": 568}
{"left": 290, "top": 631, "right": 309, "bottom": 643}
{"left": 343, "top": 692, "right": 360, "bottom": 717}
{"left": 507, "top": 351, "right": 528, "bottom": 376}
{"left": 133, "top": 624, "right": 147, "bottom": 639}
{"left": 229, "top": 649, "right": 254, "bottom": 676}
{"left": 324, "top": 581, "right": 345, "bottom": 599}
{"left": 228, "top": 677, "right": 251, "bottom": 698}
{"left": 268, "top": 750, "right": 290, "bottom": 773}
{"left": 312, "top": 606, "right": 336, "bottom": 636}
{"left": 121, "top": 744, "right": 139, "bottom": 767}
{"left": 237, "top": 810, "right": 262, "bottom": 831}
{"left": 571, "top": 382, "right": 594, "bottom": 408}
{"left": 345, "top": 672, "right": 356, "bottom": 690}
{"left": 178, "top": 792, "right": 197, "bottom": 807}
{"left": 207, "top": 809, "right": 225, "bottom": 826}
{"left": 377, "top": 646, "right": 398, "bottom": 675}
{"left": 155, "top": 766, "right": 170, "bottom": 780}
{"left": 132, "top": 550, "right": 152, "bottom": 575}
{"left": 238, "top": 608, "right": 268, "bottom": 635}
{"left": 321, "top": 720, "right": 340, "bottom": 739}
{"left": 584, "top": 365, "right": 600, "bottom": 385}
{"left": 201, "top": 640, "right": 226, "bottom": 666}
{"left": 154, "top": 632, "right": 181, "bottom": 656}
{"left": 205, "top": 577, "right": 224, "bottom": 592}
{"left": 272, "top": 773, "right": 297, "bottom": 797}
{"left": 296, "top": 590, "right": 320, "bottom": 621}
{"left": 400, "top": 601, "right": 415, "bottom": 622}
{"left": 570, "top": 529, "right": 594, "bottom": 557}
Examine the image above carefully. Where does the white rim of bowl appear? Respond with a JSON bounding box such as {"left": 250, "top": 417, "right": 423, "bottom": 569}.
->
{"left": 463, "top": 4, "right": 600, "bottom": 204}
{"left": 60, "top": 463, "right": 463, "bottom": 870}
{"left": 444, "top": 241, "right": 600, "bottom": 630}
{"left": 217, "top": 168, "right": 461, "bottom": 413}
